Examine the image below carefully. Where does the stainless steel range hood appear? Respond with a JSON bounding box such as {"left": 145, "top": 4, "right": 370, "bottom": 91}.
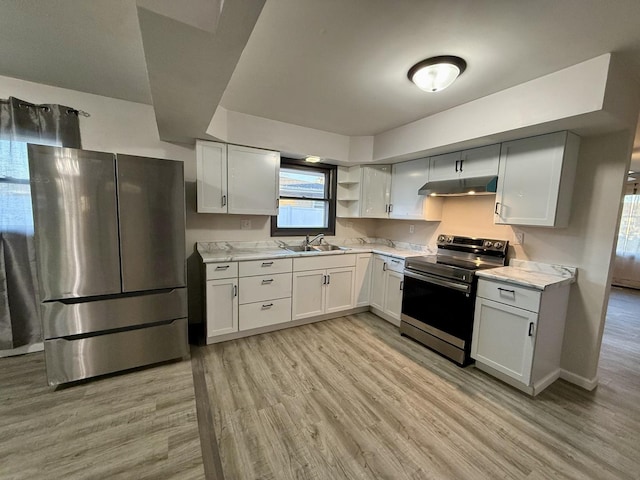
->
{"left": 418, "top": 175, "right": 498, "bottom": 196}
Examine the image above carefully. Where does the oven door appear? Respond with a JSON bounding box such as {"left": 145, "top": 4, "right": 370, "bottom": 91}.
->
{"left": 400, "top": 269, "right": 476, "bottom": 362}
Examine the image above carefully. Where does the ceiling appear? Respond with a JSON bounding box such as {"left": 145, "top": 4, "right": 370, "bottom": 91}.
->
{"left": 0, "top": 0, "right": 639, "bottom": 169}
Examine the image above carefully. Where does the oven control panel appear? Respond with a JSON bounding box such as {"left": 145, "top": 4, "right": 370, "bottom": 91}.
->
{"left": 437, "top": 234, "right": 508, "bottom": 256}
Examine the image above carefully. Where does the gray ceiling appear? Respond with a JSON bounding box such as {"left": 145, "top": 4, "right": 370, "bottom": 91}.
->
{"left": 0, "top": 0, "right": 639, "bottom": 167}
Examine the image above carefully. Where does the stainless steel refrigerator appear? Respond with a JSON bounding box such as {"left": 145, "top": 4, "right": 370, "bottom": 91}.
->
{"left": 28, "top": 144, "right": 188, "bottom": 386}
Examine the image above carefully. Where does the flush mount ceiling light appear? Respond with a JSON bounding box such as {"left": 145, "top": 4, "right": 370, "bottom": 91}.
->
{"left": 305, "top": 156, "right": 321, "bottom": 163}
{"left": 408, "top": 55, "right": 467, "bottom": 92}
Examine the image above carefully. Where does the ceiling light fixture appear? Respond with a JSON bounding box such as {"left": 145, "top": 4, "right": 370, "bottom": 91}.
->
{"left": 305, "top": 156, "right": 321, "bottom": 163}
{"left": 408, "top": 55, "right": 467, "bottom": 92}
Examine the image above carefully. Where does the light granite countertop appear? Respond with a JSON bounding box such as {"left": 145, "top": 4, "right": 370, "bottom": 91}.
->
{"left": 476, "top": 259, "right": 577, "bottom": 291}
{"left": 197, "top": 238, "right": 435, "bottom": 263}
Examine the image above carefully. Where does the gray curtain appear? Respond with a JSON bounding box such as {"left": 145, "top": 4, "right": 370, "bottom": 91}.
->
{"left": 0, "top": 97, "right": 81, "bottom": 350}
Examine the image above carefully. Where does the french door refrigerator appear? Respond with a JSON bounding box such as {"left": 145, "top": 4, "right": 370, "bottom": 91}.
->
{"left": 28, "top": 144, "right": 188, "bottom": 386}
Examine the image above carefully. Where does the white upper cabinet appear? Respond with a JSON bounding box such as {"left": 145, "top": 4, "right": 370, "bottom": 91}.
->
{"left": 196, "top": 140, "right": 280, "bottom": 215}
{"left": 429, "top": 144, "right": 500, "bottom": 181}
{"left": 495, "top": 131, "right": 579, "bottom": 227}
{"left": 227, "top": 144, "right": 280, "bottom": 215}
{"left": 196, "top": 141, "right": 227, "bottom": 213}
{"left": 389, "top": 158, "right": 442, "bottom": 221}
{"left": 360, "top": 165, "right": 392, "bottom": 218}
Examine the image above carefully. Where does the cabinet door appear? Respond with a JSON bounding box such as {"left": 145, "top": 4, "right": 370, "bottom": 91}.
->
{"left": 458, "top": 144, "right": 500, "bottom": 179}
{"left": 325, "top": 267, "right": 355, "bottom": 313}
{"left": 354, "top": 254, "right": 372, "bottom": 307}
{"left": 292, "top": 270, "right": 326, "bottom": 320}
{"left": 370, "top": 255, "right": 387, "bottom": 310}
{"left": 196, "top": 140, "right": 228, "bottom": 213}
{"left": 360, "top": 165, "right": 391, "bottom": 218}
{"left": 428, "top": 152, "right": 460, "bottom": 181}
{"left": 383, "top": 270, "right": 404, "bottom": 322}
{"left": 495, "top": 132, "right": 572, "bottom": 226}
{"left": 206, "top": 279, "right": 238, "bottom": 338}
{"left": 227, "top": 144, "right": 280, "bottom": 215}
{"left": 471, "top": 298, "right": 537, "bottom": 385}
{"left": 390, "top": 158, "right": 428, "bottom": 219}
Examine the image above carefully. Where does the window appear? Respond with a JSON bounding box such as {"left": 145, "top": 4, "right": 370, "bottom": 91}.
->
{"left": 0, "top": 141, "right": 34, "bottom": 235}
{"left": 271, "top": 159, "right": 336, "bottom": 236}
{"left": 617, "top": 194, "right": 640, "bottom": 257}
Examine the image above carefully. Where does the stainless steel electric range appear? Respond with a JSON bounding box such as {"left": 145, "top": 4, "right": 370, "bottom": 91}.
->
{"left": 400, "top": 234, "right": 508, "bottom": 366}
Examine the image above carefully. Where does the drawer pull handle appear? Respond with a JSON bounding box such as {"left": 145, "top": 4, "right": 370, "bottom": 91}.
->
{"left": 498, "top": 287, "right": 515, "bottom": 294}
{"left": 262, "top": 262, "right": 274, "bottom": 267}
{"left": 327, "top": 275, "right": 331, "bottom": 285}
{"left": 215, "top": 265, "right": 230, "bottom": 270}
{"left": 383, "top": 263, "right": 387, "bottom": 272}
{"left": 262, "top": 303, "right": 274, "bottom": 309}
{"left": 262, "top": 279, "right": 274, "bottom": 284}
{"left": 233, "top": 285, "right": 237, "bottom": 297}
{"left": 391, "top": 259, "right": 400, "bottom": 263}
{"left": 222, "top": 194, "right": 227, "bottom": 207}
{"left": 495, "top": 202, "right": 501, "bottom": 215}
{"left": 400, "top": 280, "right": 404, "bottom": 291}
{"left": 528, "top": 322, "right": 535, "bottom": 336}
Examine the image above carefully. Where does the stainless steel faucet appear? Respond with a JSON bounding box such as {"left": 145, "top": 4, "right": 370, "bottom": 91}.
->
{"left": 303, "top": 233, "right": 324, "bottom": 246}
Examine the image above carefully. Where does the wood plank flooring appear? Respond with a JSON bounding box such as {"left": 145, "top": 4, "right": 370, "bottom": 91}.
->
{"left": 197, "top": 288, "right": 640, "bottom": 480}
{"left": 0, "top": 354, "right": 204, "bottom": 480}
{"left": 0, "top": 287, "right": 638, "bottom": 479}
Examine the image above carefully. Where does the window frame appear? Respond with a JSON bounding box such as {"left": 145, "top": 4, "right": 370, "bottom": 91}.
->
{"left": 270, "top": 158, "right": 337, "bottom": 237}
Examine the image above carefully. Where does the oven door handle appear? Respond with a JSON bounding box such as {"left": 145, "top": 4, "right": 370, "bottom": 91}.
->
{"left": 403, "top": 269, "right": 471, "bottom": 293}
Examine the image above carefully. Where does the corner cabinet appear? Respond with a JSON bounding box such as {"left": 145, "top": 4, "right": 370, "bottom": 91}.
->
{"left": 196, "top": 140, "right": 280, "bottom": 215}
{"left": 494, "top": 131, "right": 579, "bottom": 227}
{"left": 471, "top": 278, "right": 571, "bottom": 396}
{"left": 360, "top": 165, "right": 392, "bottom": 218}
{"left": 370, "top": 254, "right": 405, "bottom": 325}
{"left": 389, "top": 158, "right": 443, "bottom": 221}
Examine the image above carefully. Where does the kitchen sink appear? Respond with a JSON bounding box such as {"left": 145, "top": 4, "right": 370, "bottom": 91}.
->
{"left": 311, "top": 244, "right": 345, "bottom": 251}
{"left": 282, "top": 245, "right": 316, "bottom": 252}
{"left": 282, "top": 244, "right": 346, "bottom": 253}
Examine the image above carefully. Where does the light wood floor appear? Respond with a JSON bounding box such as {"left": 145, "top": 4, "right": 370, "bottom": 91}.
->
{"left": 197, "top": 287, "right": 640, "bottom": 480}
{"left": 0, "top": 354, "right": 204, "bottom": 479}
{"left": 1, "top": 287, "right": 638, "bottom": 479}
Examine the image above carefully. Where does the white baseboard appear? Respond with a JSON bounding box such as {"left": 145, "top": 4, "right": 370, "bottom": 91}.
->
{"left": 369, "top": 307, "right": 400, "bottom": 327}
{"left": 0, "top": 342, "right": 44, "bottom": 358}
{"left": 560, "top": 369, "right": 599, "bottom": 391}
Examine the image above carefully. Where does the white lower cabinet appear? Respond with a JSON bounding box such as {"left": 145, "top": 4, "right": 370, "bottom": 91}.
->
{"left": 206, "top": 277, "right": 238, "bottom": 339}
{"left": 292, "top": 267, "right": 355, "bottom": 320}
{"left": 205, "top": 259, "right": 292, "bottom": 342}
{"left": 370, "top": 254, "right": 405, "bottom": 325}
{"left": 292, "top": 254, "right": 357, "bottom": 321}
{"left": 471, "top": 278, "right": 570, "bottom": 395}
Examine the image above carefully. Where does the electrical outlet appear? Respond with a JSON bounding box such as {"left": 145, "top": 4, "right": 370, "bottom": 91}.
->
{"left": 513, "top": 231, "right": 524, "bottom": 245}
{"left": 409, "top": 224, "right": 415, "bottom": 234}
{"left": 241, "top": 219, "right": 251, "bottom": 230}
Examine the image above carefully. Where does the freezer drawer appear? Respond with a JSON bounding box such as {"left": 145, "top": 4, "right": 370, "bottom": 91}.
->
{"left": 44, "top": 318, "right": 189, "bottom": 386}
{"left": 41, "top": 288, "right": 187, "bottom": 339}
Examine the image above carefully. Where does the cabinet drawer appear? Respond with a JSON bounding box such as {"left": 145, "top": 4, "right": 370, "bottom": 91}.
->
{"left": 294, "top": 253, "right": 356, "bottom": 272}
{"left": 239, "top": 273, "right": 292, "bottom": 304}
{"left": 239, "top": 258, "right": 292, "bottom": 277}
{"left": 239, "top": 297, "right": 292, "bottom": 331}
{"left": 205, "top": 262, "right": 238, "bottom": 280}
{"left": 477, "top": 279, "right": 541, "bottom": 313}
